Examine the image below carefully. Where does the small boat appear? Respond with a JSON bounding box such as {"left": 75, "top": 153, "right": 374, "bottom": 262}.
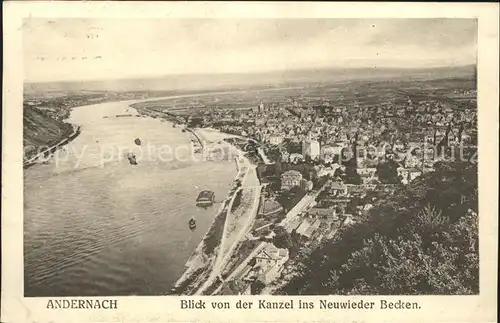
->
{"left": 134, "top": 138, "right": 142, "bottom": 146}
{"left": 188, "top": 217, "right": 196, "bottom": 229}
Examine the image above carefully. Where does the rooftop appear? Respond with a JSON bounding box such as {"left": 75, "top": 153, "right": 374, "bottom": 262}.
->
{"left": 330, "top": 182, "right": 346, "bottom": 190}
{"left": 308, "top": 207, "right": 335, "bottom": 217}
{"left": 282, "top": 170, "right": 302, "bottom": 177}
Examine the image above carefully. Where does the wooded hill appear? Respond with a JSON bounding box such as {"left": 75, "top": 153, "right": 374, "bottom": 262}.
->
{"left": 278, "top": 161, "right": 478, "bottom": 295}
{"left": 23, "top": 106, "right": 73, "bottom": 160}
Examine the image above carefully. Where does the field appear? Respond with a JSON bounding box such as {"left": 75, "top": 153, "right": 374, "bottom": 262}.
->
{"left": 130, "top": 74, "right": 476, "bottom": 118}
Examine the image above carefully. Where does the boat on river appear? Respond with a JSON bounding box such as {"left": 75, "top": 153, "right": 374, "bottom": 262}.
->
{"left": 127, "top": 152, "right": 138, "bottom": 165}
{"left": 188, "top": 217, "right": 196, "bottom": 229}
{"left": 196, "top": 190, "right": 215, "bottom": 207}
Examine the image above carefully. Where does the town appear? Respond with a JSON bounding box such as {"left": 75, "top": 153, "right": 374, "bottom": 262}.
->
{"left": 133, "top": 75, "right": 477, "bottom": 295}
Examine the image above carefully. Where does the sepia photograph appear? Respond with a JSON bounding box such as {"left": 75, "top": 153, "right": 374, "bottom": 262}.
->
{"left": 20, "top": 17, "right": 483, "bottom": 298}
{"left": 3, "top": 2, "right": 499, "bottom": 323}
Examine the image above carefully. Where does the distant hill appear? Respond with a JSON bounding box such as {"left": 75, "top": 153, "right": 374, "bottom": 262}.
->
{"left": 24, "top": 65, "right": 475, "bottom": 96}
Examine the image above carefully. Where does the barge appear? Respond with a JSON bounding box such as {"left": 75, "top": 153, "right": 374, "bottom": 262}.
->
{"left": 196, "top": 190, "right": 215, "bottom": 207}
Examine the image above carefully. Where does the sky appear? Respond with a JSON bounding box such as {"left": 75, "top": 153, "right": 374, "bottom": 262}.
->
{"left": 23, "top": 18, "right": 477, "bottom": 83}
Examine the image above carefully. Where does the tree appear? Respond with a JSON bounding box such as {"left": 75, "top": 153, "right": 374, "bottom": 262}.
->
{"left": 251, "top": 280, "right": 266, "bottom": 294}
{"left": 274, "top": 160, "right": 283, "bottom": 176}
{"left": 232, "top": 190, "right": 243, "bottom": 211}
{"left": 256, "top": 164, "right": 267, "bottom": 179}
{"left": 277, "top": 161, "right": 479, "bottom": 295}
{"left": 344, "top": 165, "right": 362, "bottom": 185}
{"left": 273, "top": 226, "right": 294, "bottom": 249}
{"left": 277, "top": 186, "right": 306, "bottom": 212}
{"left": 249, "top": 258, "right": 257, "bottom": 267}
{"left": 415, "top": 204, "right": 449, "bottom": 229}
{"left": 334, "top": 167, "right": 345, "bottom": 179}
{"left": 376, "top": 158, "right": 400, "bottom": 184}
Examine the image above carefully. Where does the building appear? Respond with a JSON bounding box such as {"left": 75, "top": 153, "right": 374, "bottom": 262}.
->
{"left": 254, "top": 102, "right": 264, "bottom": 113}
{"left": 321, "top": 154, "right": 335, "bottom": 164}
{"left": 308, "top": 207, "right": 339, "bottom": 221}
{"left": 268, "top": 135, "right": 284, "bottom": 146}
{"left": 321, "top": 145, "right": 344, "bottom": 156}
{"left": 302, "top": 140, "right": 320, "bottom": 159}
{"left": 357, "top": 168, "right": 377, "bottom": 184}
{"left": 296, "top": 218, "right": 322, "bottom": 239}
{"left": 254, "top": 243, "right": 289, "bottom": 284}
{"left": 329, "top": 181, "right": 347, "bottom": 196}
{"left": 408, "top": 169, "right": 422, "bottom": 181}
{"left": 300, "top": 179, "right": 314, "bottom": 192}
{"left": 343, "top": 214, "right": 355, "bottom": 226}
{"left": 398, "top": 168, "right": 422, "bottom": 185}
{"left": 316, "top": 164, "right": 342, "bottom": 178}
{"left": 403, "top": 155, "right": 422, "bottom": 169}
{"left": 326, "top": 221, "right": 341, "bottom": 240}
{"left": 397, "top": 168, "right": 410, "bottom": 182}
{"left": 255, "top": 119, "right": 266, "bottom": 126}
{"left": 320, "top": 145, "right": 344, "bottom": 163}
{"left": 289, "top": 153, "right": 304, "bottom": 163}
{"left": 281, "top": 170, "right": 303, "bottom": 190}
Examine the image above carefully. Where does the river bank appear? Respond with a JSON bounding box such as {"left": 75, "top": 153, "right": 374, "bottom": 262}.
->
{"left": 130, "top": 104, "right": 250, "bottom": 294}
{"left": 172, "top": 151, "right": 248, "bottom": 295}
{"left": 185, "top": 128, "right": 204, "bottom": 149}
{"left": 24, "top": 97, "right": 239, "bottom": 296}
{"left": 173, "top": 128, "right": 264, "bottom": 295}
{"left": 26, "top": 93, "right": 258, "bottom": 295}
{"left": 24, "top": 93, "right": 256, "bottom": 296}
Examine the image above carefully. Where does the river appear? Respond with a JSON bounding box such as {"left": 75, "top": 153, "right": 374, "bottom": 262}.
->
{"left": 23, "top": 99, "right": 236, "bottom": 296}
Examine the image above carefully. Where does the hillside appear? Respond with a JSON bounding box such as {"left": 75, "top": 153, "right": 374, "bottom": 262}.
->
{"left": 23, "top": 106, "right": 74, "bottom": 160}
{"left": 278, "top": 161, "right": 479, "bottom": 295}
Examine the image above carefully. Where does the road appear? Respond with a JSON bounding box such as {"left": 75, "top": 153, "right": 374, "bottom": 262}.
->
{"left": 218, "top": 184, "right": 261, "bottom": 273}
{"left": 282, "top": 181, "right": 330, "bottom": 225}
